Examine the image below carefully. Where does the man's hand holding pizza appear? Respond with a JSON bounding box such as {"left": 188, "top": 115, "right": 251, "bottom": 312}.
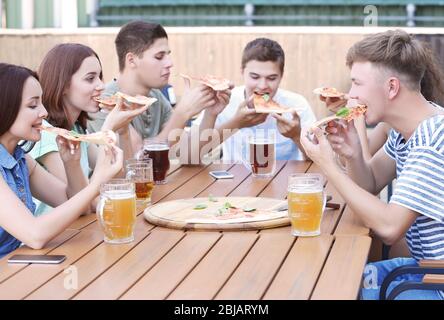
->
{"left": 325, "top": 120, "right": 362, "bottom": 161}
{"left": 272, "top": 110, "right": 302, "bottom": 141}
{"left": 228, "top": 97, "right": 268, "bottom": 130}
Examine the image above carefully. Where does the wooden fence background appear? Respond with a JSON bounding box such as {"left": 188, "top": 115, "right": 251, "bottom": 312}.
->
{"left": 1, "top": 26, "right": 444, "bottom": 119}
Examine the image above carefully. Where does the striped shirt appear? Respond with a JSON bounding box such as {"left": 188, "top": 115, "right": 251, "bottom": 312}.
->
{"left": 384, "top": 114, "right": 444, "bottom": 261}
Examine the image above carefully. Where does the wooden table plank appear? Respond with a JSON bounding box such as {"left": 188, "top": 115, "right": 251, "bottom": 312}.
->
{"left": 0, "top": 229, "right": 104, "bottom": 300}
{"left": 215, "top": 232, "right": 295, "bottom": 300}
{"left": 228, "top": 161, "right": 287, "bottom": 197}
{"left": 259, "top": 161, "right": 312, "bottom": 199}
{"left": 0, "top": 229, "right": 79, "bottom": 284}
{"left": 196, "top": 164, "right": 251, "bottom": 198}
{"left": 168, "top": 233, "right": 259, "bottom": 300}
{"left": 120, "top": 232, "right": 221, "bottom": 300}
{"left": 160, "top": 163, "right": 234, "bottom": 202}
{"left": 263, "top": 235, "right": 334, "bottom": 300}
{"left": 72, "top": 229, "right": 184, "bottom": 300}
{"left": 311, "top": 235, "right": 372, "bottom": 300}
{"left": 25, "top": 223, "right": 155, "bottom": 300}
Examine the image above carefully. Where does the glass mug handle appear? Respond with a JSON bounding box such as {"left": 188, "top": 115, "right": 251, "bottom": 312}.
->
{"left": 125, "top": 170, "right": 136, "bottom": 181}
{"left": 322, "top": 192, "right": 327, "bottom": 212}
{"left": 96, "top": 195, "right": 109, "bottom": 231}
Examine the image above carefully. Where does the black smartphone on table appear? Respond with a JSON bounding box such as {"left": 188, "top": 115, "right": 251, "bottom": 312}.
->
{"left": 8, "top": 254, "right": 66, "bottom": 264}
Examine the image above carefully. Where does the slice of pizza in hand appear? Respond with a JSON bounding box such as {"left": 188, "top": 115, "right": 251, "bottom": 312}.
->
{"left": 94, "top": 92, "right": 157, "bottom": 111}
{"left": 310, "top": 104, "right": 367, "bottom": 131}
{"left": 313, "top": 87, "right": 346, "bottom": 98}
{"left": 39, "top": 125, "right": 117, "bottom": 147}
{"left": 253, "top": 93, "right": 292, "bottom": 114}
{"left": 180, "top": 74, "right": 232, "bottom": 91}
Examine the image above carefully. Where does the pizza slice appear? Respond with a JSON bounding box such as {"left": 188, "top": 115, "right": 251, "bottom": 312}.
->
{"left": 39, "top": 125, "right": 117, "bottom": 147}
{"left": 94, "top": 92, "right": 157, "bottom": 111}
{"left": 313, "top": 87, "right": 346, "bottom": 98}
{"left": 311, "top": 105, "right": 367, "bottom": 130}
{"left": 181, "top": 74, "right": 232, "bottom": 91}
{"left": 253, "top": 93, "right": 292, "bottom": 113}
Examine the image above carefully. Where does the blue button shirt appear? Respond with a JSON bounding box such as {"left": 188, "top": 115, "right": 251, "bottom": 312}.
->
{"left": 0, "top": 144, "right": 36, "bottom": 258}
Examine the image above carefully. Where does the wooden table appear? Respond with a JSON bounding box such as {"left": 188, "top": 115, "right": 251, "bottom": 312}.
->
{"left": 0, "top": 161, "right": 371, "bottom": 300}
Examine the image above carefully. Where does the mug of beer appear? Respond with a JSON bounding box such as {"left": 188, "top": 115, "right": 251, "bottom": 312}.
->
{"left": 247, "top": 132, "right": 276, "bottom": 178}
{"left": 125, "top": 159, "right": 154, "bottom": 205}
{"left": 287, "top": 173, "right": 326, "bottom": 237}
{"left": 138, "top": 139, "right": 170, "bottom": 185}
{"left": 97, "top": 179, "right": 137, "bottom": 244}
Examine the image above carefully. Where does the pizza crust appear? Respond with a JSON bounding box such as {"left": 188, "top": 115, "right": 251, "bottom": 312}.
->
{"left": 181, "top": 74, "right": 231, "bottom": 91}
{"left": 39, "top": 126, "right": 117, "bottom": 147}
{"left": 310, "top": 105, "right": 367, "bottom": 130}
{"left": 313, "top": 87, "right": 345, "bottom": 98}
{"left": 94, "top": 92, "right": 157, "bottom": 111}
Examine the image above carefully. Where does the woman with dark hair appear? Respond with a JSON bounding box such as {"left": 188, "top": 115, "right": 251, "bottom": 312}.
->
{"left": 30, "top": 43, "right": 146, "bottom": 215}
{"left": 0, "top": 63, "right": 123, "bottom": 258}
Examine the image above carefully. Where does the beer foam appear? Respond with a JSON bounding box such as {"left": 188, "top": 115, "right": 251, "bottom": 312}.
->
{"left": 104, "top": 190, "right": 135, "bottom": 200}
{"left": 288, "top": 187, "right": 323, "bottom": 193}
{"left": 144, "top": 145, "right": 169, "bottom": 151}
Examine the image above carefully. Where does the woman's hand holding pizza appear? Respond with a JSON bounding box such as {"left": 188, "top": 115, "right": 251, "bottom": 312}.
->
{"left": 102, "top": 96, "right": 149, "bottom": 134}
{"left": 90, "top": 145, "right": 124, "bottom": 187}
{"left": 56, "top": 136, "right": 81, "bottom": 164}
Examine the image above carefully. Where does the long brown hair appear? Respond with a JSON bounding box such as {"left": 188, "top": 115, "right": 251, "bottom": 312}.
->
{"left": 346, "top": 30, "right": 444, "bottom": 105}
{"left": 0, "top": 63, "right": 38, "bottom": 136}
{"left": 38, "top": 43, "right": 103, "bottom": 130}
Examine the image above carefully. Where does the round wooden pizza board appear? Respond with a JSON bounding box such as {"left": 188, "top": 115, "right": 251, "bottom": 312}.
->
{"left": 144, "top": 197, "right": 290, "bottom": 231}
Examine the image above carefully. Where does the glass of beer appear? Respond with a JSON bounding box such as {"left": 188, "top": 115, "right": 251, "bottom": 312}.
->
{"left": 125, "top": 159, "right": 154, "bottom": 205}
{"left": 287, "top": 173, "right": 326, "bottom": 237}
{"left": 139, "top": 139, "right": 170, "bottom": 185}
{"left": 97, "top": 179, "right": 137, "bottom": 244}
{"left": 248, "top": 132, "right": 276, "bottom": 178}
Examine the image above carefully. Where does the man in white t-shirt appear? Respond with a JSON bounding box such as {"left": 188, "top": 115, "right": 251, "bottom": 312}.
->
{"left": 195, "top": 38, "right": 316, "bottom": 163}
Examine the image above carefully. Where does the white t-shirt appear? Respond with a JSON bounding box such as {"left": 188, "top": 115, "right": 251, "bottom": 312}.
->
{"left": 195, "top": 86, "right": 316, "bottom": 163}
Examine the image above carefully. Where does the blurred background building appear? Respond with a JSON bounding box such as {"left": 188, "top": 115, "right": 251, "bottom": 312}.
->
{"left": 2, "top": 0, "right": 444, "bottom": 29}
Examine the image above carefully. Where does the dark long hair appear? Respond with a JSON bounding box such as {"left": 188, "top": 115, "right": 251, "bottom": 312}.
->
{"left": 0, "top": 63, "right": 39, "bottom": 136}
{"left": 38, "top": 43, "right": 103, "bottom": 130}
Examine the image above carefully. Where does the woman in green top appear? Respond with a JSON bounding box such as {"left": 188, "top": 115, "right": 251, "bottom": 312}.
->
{"left": 31, "top": 43, "right": 146, "bottom": 215}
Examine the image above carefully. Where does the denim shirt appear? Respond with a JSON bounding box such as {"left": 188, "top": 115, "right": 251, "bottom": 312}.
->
{"left": 0, "top": 144, "right": 36, "bottom": 258}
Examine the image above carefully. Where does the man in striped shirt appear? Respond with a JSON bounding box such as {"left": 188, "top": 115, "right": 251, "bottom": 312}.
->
{"left": 300, "top": 30, "right": 444, "bottom": 300}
